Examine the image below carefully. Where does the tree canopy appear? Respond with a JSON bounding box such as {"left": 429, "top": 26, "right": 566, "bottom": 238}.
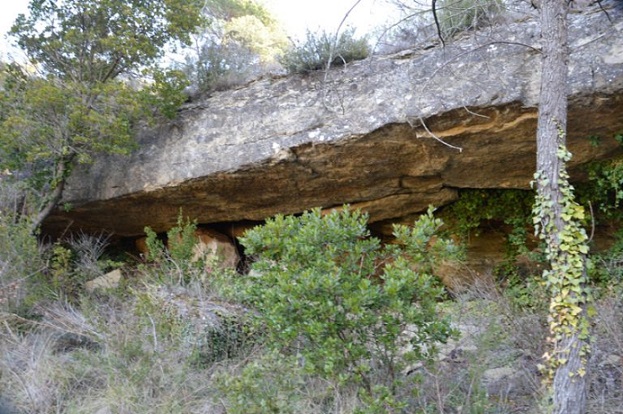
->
{"left": 11, "top": 0, "right": 204, "bottom": 81}
{"left": 0, "top": 0, "right": 205, "bottom": 230}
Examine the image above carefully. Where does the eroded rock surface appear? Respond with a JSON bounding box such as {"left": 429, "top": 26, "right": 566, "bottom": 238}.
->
{"left": 43, "top": 7, "right": 623, "bottom": 237}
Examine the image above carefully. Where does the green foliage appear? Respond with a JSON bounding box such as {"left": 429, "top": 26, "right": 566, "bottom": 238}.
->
{"left": 132, "top": 282, "right": 256, "bottom": 374}
{"left": 1, "top": 173, "right": 118, "bottom": 312}
{"left": 588, "top": 230, "right": 623, "bottom": 291}
{"left": 503, "top": 271, "right": 549, "bottom": 311}
{"left": 0, "top": 0, "right": 204, "bottom": 230}
{"left": 183, "top": 39, "right": 258, "bottom": 92}
{"left": 11, "top": 0, "right": 203, "bottom": 79}
{"left": 442, "top": 188, "right": 547, "bottom": 308}
{"left": 238, "top": 206, "right": 458, "bottom": 405}
{"left": 278, "top": 28, "right": 369, "bottom": 74}
{"left": 133, "top": 287, "right": 187, "bottom": 342}
{"left": 0, "top": 211, "right": 42, "bottom": 312}
{"left": 585, "top": 156, "right": 623, "bottom": 218}
{"left": 144, "top": 215, "right": 196, "bottom": 264}
{"left": 532, "top": 144, "right": 592, "bottom": 380}
{"left": 165, "top": 214, "right": 199, "bottom": 265}
{"left": 188, "top": 310, "right": 257, "bottom": 368}
{"left": 1, "top": 68, "right": 140, "bottom": 167}
{"left": 143, "top": 213, "right": 204, "bottom": 284}
{"left": 26, "top": 232, "right": 115, "bottom": 306}
{"left": 207, "top": 0, "right": 275, "bottom": 24}
{"left": 437, "top": 0, "right": 503, "bottom": 38}
{"left": 49, "top": 244, "right": 76, "bottom": 294}
{"left": 212, "top": 352, "right": 310, "bottom": 414}
{"left": 442, "top": 189, "right": 534, "bottom": 256}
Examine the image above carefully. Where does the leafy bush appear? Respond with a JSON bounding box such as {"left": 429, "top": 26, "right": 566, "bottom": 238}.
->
{"left": 437, "top": 0, "right": 503, "bottom": 38}
{"left": 589, "top": 230, "right": 623, "bottom": 292}
{"left": 215, "top": 351, "right": 312, "bottom": 414}
{"left": 442, "top": 189, "right": 535, "bottom": 259}
{"left": 0, "top": 175, "right": 45, "bottom": 312}
{"left": 279, "top": 28, "right": 369, "bottom": 74}
{"left": 26, "top": 231, "right": 118, "bottom": 306}
{"left": 583, "top": 149, "right": 623, "bottom": 219}
{"left": 183, "top": 40, "right": 260, "bottom": 92}
{"left": 237, "top": 206, "right": 459, "bottom": 408}
{"left": 0, "top": 175, "right": 111, "bottom": 312}
{"left": 143, "top": 213, "right": 205, "bottom": 284}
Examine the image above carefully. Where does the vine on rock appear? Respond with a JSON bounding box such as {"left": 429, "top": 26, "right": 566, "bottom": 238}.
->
{"left": 531, "top": 143, "right": 592, "bottom": 382}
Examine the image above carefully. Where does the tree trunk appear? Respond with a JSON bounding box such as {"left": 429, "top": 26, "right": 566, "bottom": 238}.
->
{"left": 30, "top": 155, "right": 72, "bottom": 233}
{"left": 536, "top": 0, "right": 589, "bottom": 413}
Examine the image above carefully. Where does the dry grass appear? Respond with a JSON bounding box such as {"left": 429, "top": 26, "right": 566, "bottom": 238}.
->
{"left": 1, "top": 263, "right": 623, "bottom": 413}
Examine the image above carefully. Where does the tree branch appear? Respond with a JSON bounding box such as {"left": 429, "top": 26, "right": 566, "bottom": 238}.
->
{"left": 431, "top": 0, "right": 446, "bottom": 47}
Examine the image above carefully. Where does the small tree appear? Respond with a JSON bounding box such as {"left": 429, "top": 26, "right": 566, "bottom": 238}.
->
{"left": 0, "top": 0, "right": 204, "bottom": 232}
{"left": 239, "top": 207, "right": 459, "bottom": 409}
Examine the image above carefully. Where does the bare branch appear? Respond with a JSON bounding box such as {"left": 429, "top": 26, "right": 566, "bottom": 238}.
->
{"left": 432, "top": 0, "right": 447, "bottom": 46}
{"left": 408, "top": 116, "right": 464, "bottom": 152}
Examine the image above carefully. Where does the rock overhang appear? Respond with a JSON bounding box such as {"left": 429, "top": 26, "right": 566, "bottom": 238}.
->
{"left": 42, "top": 7, "right": 623, "bottom": 238}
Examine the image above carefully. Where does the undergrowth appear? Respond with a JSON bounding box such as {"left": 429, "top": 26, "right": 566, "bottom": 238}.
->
{"left": 1, "top": 198, "right": 623, "bottom": 413}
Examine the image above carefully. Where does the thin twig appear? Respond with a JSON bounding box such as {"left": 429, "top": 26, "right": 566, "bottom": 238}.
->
{"left": 594, "top": 0, "right": 612, "bottom": 23}
{"left": 321, "top": 0, "right": 363, "bottom": 114}
{"left": 413, "top": 116, "right": 464, "bottom": 152}
{"left": 369, "top": 9, "right": 436, "bottom": 56}
{"left": 588, "top": 201, "right": 595, "bottom": 243}
{"left": 147, "top": 313, "right": 159, "bottom": 352}
{"left": 324, "top": 0, "right": 364, "bottom": 78}
{"left": 432, "top": 0, "right": 446, "bottom": 47}
{"left": 463, "top": 106, "right": 490, "bottom": 118}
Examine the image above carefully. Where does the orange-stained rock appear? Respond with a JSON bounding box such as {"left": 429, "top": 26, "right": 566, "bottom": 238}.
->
{"left": 192, "top": 228, "right": 240, "bottom": 270}
{"left": 135, "top": 237, "right": 149, "bottom": 256}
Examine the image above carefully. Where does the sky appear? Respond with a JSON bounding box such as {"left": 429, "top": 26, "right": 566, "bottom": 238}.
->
{"left": 0, "top": 0, "right": 396, "bottom": 59}
{"left": 0, "top": 0, "right": 29, "bottom": 58}
{"left": 266, "top": 0, "right": 394, "bottom": 37}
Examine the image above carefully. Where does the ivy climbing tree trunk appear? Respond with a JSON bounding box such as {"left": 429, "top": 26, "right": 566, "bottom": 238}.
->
{"left": 534, "top": 0, "right": 591, "bottom": 413}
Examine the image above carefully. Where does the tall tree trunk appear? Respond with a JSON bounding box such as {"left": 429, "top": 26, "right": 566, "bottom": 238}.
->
{"left": 536, "top": 0, "right": 590, "bottom": 413}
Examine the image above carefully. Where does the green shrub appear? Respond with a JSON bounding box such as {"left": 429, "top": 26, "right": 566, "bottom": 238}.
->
{"left": 187, "top": 309, "right": 258, "bottom": 368}
{"left": 0, "top": 176, "right": 44, "bottom": 312}
{"left": 143, "top": 213, "right": 205, "bottom": 284}
{"left": 279, "top": 28, "right": 369, "bottom": 74}
{"left": 23, "top": 231, "right": 118, "bottom": 308}
{"left": 441, "top": 189, "right": 534, "bottom": 258}
{"left": 0, "top": 217, "right": 42, "bottom": 312}
{"left": 183, "top": 40, "right": 259, "bottom": 92}
{"left": 584, "top": 151, "right": 623, "bottom": 219}
{"left": 215, "top": 351, "right": 310, "bottom": 414}
{"left": 238, "top": 206, "right": 459, "bottom": 408}
{"left": 437, "top": 0, "right": 503, "bottom": 38}
{"left": 588, "top": 230, "right": 623, "bottom": 292}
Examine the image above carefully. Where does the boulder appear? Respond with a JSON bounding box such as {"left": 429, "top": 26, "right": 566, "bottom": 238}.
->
{"left": 41, "top": 6, "right": 623, "bottom": 240}
{"left": 192, "top": 228, "right": 240, "bottom": 271}
{"left": 85, "top": 269, "right": 123, "bottom": 292}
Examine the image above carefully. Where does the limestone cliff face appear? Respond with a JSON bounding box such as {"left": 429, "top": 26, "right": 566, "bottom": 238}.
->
{"left": 43, "top": 7, "right": 623, "bottom": 237}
